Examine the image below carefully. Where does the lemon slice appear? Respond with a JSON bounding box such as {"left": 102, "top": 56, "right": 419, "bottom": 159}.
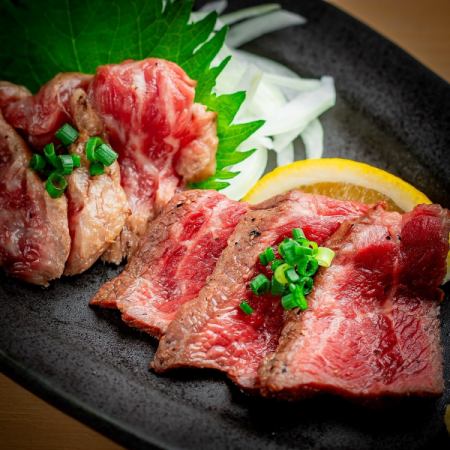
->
{"left": 243, "top": 158, "right": 430, "bottom": 211}
{"left": 243, "top": 158, "right": 449, "bottom": 282}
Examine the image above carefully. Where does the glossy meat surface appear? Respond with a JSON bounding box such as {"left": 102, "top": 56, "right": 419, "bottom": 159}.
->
{"left": 89, "top": 59, "right": 218, "bottom": 262}
{"left": 91, "top": 190, "right": 247, "bottom": 337}
{"left": 153, "top": 191, "right": 370, "bottom": 389}
{"left": 64, "top": 89, "right": 128, "bottom": 275}
{"left": 259, "top": 204, "right": 448, "bottom": 398}
{"left": 2, "top": 73, "right": 92, "bottom": 148}
{"left": 0, "top": 111, "right": 70, "bottom": 285}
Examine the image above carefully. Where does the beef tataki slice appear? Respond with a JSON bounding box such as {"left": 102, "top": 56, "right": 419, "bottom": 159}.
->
{"left": 0, "top": 111, "right": 70, "bottom": 285}
{"left": 259, "top": 204, "right": 448, "bottom": 399}
{"left": 63, "top": 89, "right": 129, "bottom": 276}
{"left": 153, "top": 191, "right": 370, "bottom": 390}
{"left": 89, "top": 59, "right": 218, "bottom": 263}
{"left": 90, "top": 190, "right": 247, "bottom": 337}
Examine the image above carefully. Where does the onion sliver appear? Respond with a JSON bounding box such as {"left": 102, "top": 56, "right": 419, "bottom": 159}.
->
{"left": 220, "top": 147, "right": 268, "bottom": 200}
{"left": 227, "top": 10, "right": 306, "bottom": 48}
{"left": 260, "top": 76, "right": 335, "bottom": 136}
{"left": 198, "top": 0, "right": 228, "bottom": 14}
{"left": 276, "top": 143, "right": 295, "bottom": 166}
{"left": 301, "top": 119, "right": 324, "bottom": 159}
{"left": 220, "top": 3, "right": 281, "bottom": 25}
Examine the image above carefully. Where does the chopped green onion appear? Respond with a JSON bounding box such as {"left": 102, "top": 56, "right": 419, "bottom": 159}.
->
{"left": 274, "top": 263, "right": 291, "bottom": 285}
{"left": 316, "top": 247, "right": 335, "bottom": 268}
{"left": 45, "top": 171, "right": 67, "bottom": 198}
{"left": 292, "top": 228, "right": 305, "bottom": 241}
{"left": 95, "top": 143, "right": 118, "bottom": 166}
{"left": 86, "top": 137, "right": 102, "bottom": 162}
{"left": 71, "top": 154, "right": 81, "bottom": 168}
{"left": 57, "top": 154, "right": 74, "bottom": 175}
{"left": 55, "top": 123, "right": 79, "bottom": 146}
{"left": 271, "top": 277, "right": 286, "bottom": 295}
{"left": 250, "top": 274, "right": 270, "bottom": 295}
{"left": 300, "top": 276, "right": 314, "bottom": 294}
{"left": 304, "top": 257, "right": 319, "bottom": 277}
{"left": 279, "top": 239, "right": 301, "bottom": 265}
{"left": 281, "top": 293, "right": 296, "bottom": 310}
{"left": 29, "top": 154, "right": 46, "bottom": 171}
{"left": 43, "top": 143, "right": 58, "bottom": 168}
{"left": 294, "top": 254, "right": 309, "bottom": 276}
{"left": 271, "top": 259, "right": 283, "bottom": 272}
{"left": 239, "top": 301, "right": 254, "bottom": 315}
{"left": 285, "top": 268, "right": 300, "bottom": 283}
{"left": 89, "top": 161, "right": 105, "bottom": 176}
{"left": 295, "top": 240, "right": 313, "bottom": 257}
{"left": 307, "top": 240, "right": 318, "bottom": 254}
{"left": 259, "top": 247, "right": 275, "bottom": 265}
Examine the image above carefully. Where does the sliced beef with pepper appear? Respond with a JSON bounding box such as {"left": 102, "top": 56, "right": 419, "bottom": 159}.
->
{"left": 153, "top": 191, "right": 370, "bottom": 390}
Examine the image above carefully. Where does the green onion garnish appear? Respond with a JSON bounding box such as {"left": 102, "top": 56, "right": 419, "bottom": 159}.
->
{"left": 95, "top": 143, "right": 118, "bottom": 166}
{"left": 45, "top": 171, "right": 68, "bottom": 198}
{"left": 239, "top": 301, "right": 254, "bottom": 315}
{"left": 43, "top": 143, "right": 58, "bottom": 168}
{"left": 57, "top": 154, "right": 74, "bottom": 175}
{"left": 251, "top": 230, "right": 334, "bottom": 312}
{"left": 250, "top": 273, "right": 270, "bottom": 295}
{"left": 300, "top": 276, "right": 314, "bottom": 294}
{"left": 55, "top": 123, "right": 79, "bottom": 146}
{"left": 304, "top": 257, "right": 319, "bottom": 277}
{"left": 271, "top": 277, "right": 285, "bottom": 295}
{"left": 89, "top": 161, "right": 105, "bottom": 176}
{"left": 259, "top": 247, "right": 275, "bottom": 265}
{"left": 271, "top": 259, "right": 283, "bottom": 272}
{"left": 281, "top": 293, "right": 297, "bottom": 310}
{"left": 29, "top": 154, "right": 46, "bottom": 171}
{"left": 292, "top": 228, "right": 305, "bottom": 241}
{"left": 316, "top": 247, "right": 335, "bottom": 268}
{"left": 86, "top": 136, "right": 102, "bottom": 162}
{"left": 274, "top": 263, "right": 290, "bottom": 285}
{"left": 71, "top": 154, "right": 81, "bottom": 168}
{"left": 285, "top": 268, "right": 300, "bottom": 283}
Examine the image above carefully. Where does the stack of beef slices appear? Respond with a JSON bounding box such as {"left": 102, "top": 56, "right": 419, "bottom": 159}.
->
{"left": 0, "top": 58, "right": 218, "bottom": 285}
{"left": 92, "top": 186, "right": 449, "bottom": 399}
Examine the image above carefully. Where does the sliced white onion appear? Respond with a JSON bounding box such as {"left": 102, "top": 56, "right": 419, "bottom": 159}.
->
{"left": 219, "top": 147, "right": 268, "bottom": 200}
{"left": 262, "top": 73, "right": 321, "bottom": 92}
{"left": 195, "top": 2, "right": 336, "bottom": 200}
{"left": 220, "top": 3, "right": 281, "bottom": 25}
{"left": 272, "top": 126, "right": 302, "bottom": 153}
{"left": 199, "top": 0, "right": 228, "bottom": 14}
{"left": 301, "top": 119, "right": 324, "bottom": 159}
{"left": 260, "top": 76, "right": 335, "bottom": 136}
{"left": 276, "top": 143, "right": 294, "bottom": 166}
{"left": 227, "top": 10, "right": 306, "bottom": 48}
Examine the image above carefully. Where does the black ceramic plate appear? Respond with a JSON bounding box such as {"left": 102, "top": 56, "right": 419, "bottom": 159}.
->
{"left": 1, "top": 1, "right": 450, "bottom": 449}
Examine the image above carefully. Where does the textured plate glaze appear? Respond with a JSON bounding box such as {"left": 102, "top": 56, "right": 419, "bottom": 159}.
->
{"left": 1, "top": 1, "right": 450, "bottom": 449}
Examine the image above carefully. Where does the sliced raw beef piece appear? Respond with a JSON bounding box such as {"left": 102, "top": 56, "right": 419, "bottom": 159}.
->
{"left": 2, "top": 73, "right": 92, "bottom": 148}
{"left": 153, "top": 191, "right": 370, "bottom": 389}
{"left": 2, "top": 75, "right": 129, "bottom": 276}
{"left": 90, "top": 190, "right": 247, "bottom": 337}
{"left": 89, "top": 59, "right": 218, "bottom": 263}
{"left": 0, "top": 81, "right": 31, "bottom": 106}
{"left": 259, "top": 204, "right": 448, "bottom": 399}
{"left": 64, "top": 89, "right": 129, "bottom": 275}
{"left": 0, "top": 111, "right": 70, "bottom": 285}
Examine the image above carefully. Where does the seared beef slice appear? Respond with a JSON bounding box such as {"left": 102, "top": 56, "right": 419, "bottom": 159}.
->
{"left": 89, "top": 59, "right": 218, "bottom": 262}
{"left": 153, "top": 191, "right": 370, "bottom": 389}
{"left": 0, "top": 111, "right": 70, "bottom": 285}
{"left": 91, "top": 190, "right": 247, "bottom": 337}
{"left": 260, "top": 204, "right": 448, "bottom": 399}
{"left": 2, "top": 76, "right": 129, "bottom": 276}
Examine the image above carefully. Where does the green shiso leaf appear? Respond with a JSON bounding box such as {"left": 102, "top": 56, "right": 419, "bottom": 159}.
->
{"left": 0, "top": 0, "right": 264, "bottom": 190}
